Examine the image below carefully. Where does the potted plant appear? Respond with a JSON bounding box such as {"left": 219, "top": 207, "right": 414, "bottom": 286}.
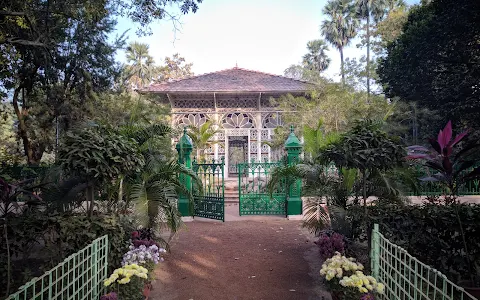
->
{"left": 407, "top": 121, "right": 480, "bottom": 294}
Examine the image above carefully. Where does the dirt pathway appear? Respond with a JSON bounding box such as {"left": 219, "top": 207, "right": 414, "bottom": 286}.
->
{"left": 151, "top": 219, "right": 329, "bottom": 300}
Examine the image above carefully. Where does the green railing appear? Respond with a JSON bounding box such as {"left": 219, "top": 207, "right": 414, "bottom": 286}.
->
{"left": 238, "top": 161, "right": 287, "bottom": 215}
{"left": 6, "top": 235, "right": 108, "bottom": 300}
{"left": 371, "top": 224, "right": 476, "bottom": 300}
{"left": 192, "top": 158, "right": 225, "bottom": 221}
{"left": 406, "top": 165, "right": 480, "bottom": 196}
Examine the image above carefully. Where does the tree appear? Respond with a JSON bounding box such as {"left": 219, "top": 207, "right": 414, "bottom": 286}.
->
{"left": 156, "top": 53, "right": 194, "bottom": 82}
{"left": 378, "top": 0, "right": 480, "bottom": 132}
{"left": 355, "top": 0, "right": 388, "bottom": 100}
{"left": 321, "top": 0, "right": 359, "bottom": 85}
{"left": 372, "top": 5, "right": 408, "bottom": 57}
{"left": 59, "top": 126, "right": 145, "bottom": 217}
{"left": 0, "top": 0, "right": 202, "bottom": 165}
{"left": 124, "top": 42, "right": 156, "bottom": 89}
{"left": 186, "top": 121, "right": 219, "bottom": 161}
{"left": 302, "top": 40, "right": 331, "bottom": 75}
{"left": 322, "top": 120, "right": 405, "bottom": 218}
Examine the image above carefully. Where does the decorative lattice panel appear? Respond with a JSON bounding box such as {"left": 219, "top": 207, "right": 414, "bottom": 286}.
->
{"left": 250, "top": 130, "right": 258, "bottom": 140}
{"left": 173, "top": 96, "right": 214, "bottom": 109}
{"left": 216, "top": 95, "right": 258, "bottom": 108}
{"left": 261, "top": 144, "right": 269, "bottom": 153}
{"left": 222, "top": 113, "right": 256, "bottom": 129}
{"left": 175, "top": 113, "right": 209, "bottom": 127}
{"left": 261, "top": 129, "right": 269, "bottom": 139}
{"left": 262, "top": 113, "right": 283, "bottom": 128}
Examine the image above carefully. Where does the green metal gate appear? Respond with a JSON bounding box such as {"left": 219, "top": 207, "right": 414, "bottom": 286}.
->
{"left": 192, "top": 158, "right": 225, "bottom": 221}
{"left": 238, "top": 161, "right": 287, "bottom": 215}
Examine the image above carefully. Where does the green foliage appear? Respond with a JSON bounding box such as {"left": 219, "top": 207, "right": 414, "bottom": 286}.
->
{"left": 187, "top": 120, "right": 219, "bottom": 161}
{"left": 302, "top": 39, "right": 331, "bottom": 74}
{"left": 323, "top": 120, "right": 405, "bottom": 172}
{"left": 303, "top": 120, "right": 341, "bottom": 158}
{"left": 378, "top": 0, "right": 480, "bottom": 131}
{"left": 0, "top": 214, "right": 131, "bottom": 295}
{"left": 124, "top": 42, "right": 156, "bottom": 89}
{"left": 321, "top": 0, "right": 359, "bottom": 85}
{"left": 59, "top": 126, "right": 144, "bottom": 184}
{"left": 1, "top": 0, "right": 200, "bottom": 164}
{"left": 156, "top": 53, "right": 194, "bottom": 82}
{"left": 348, "top": 204, "right": 480, "bottom": 283}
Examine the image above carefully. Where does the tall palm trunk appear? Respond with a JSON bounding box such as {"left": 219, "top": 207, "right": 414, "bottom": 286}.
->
{"left": 340, "top": 47, "right": 345, "bottom": 86}
{"left": 366, "top": 13, "right": 371, "bottom": 103}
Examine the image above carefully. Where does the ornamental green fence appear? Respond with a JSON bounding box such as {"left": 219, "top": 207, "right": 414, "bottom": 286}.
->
{"left": 371, "top": 224, "right": 476, "bottom": 300}
{"left": 6, "top": 235, "right": 108, "bottom": 300}
{"left": 238, "top": 161, "right": 287, "bottom": 215}
{"left": 406, "top": 165, "right": 480, "bottom": 196}
{"left": 192, "top": 158, "right": 225, "bottom": 221}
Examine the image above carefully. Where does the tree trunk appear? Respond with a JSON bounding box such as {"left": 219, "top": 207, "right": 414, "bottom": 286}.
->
{"left": 86, "top": 184, "right": 95, "bottom": 217}
{"left": 12, "top": 87, "right": 34, "bottom": 164}
{"left": 362, "top": 169, "right": 368, "bottom": 219}
{"left": 366, "top": 14, "right": 371, "bottom": 103}
{"left": 340, "top": 47, "right": 345, "bottom": 86}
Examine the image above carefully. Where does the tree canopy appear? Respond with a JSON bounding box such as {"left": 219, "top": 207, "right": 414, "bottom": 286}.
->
{"left": 378, "top": 0, "right": 480, "bottom": 130}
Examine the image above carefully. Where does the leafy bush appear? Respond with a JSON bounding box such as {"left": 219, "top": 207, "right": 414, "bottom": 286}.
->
{"left": 316, "top": 230, "right": 346, "bottom": 260}
{"left": 0, "top": 214, "right": 132, "bottom": 294}
{"left": 347, "top": 204, "right": 480, "bottom": 283}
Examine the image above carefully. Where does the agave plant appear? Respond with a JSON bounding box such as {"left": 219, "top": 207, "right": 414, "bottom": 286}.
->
{"left": 407, "top": 121, "right": 480, "bottom": 203}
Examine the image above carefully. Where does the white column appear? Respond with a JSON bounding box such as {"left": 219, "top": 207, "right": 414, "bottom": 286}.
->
{"left": 247, "top": 131, "right": 251, "bottom": 163}
{"left": 256, "top": 112, "right": 262, "bottom": 162}
{"left": 224, "top": 131, "right": 229, "bottom": 179}
{"left": 213, "top": 93, "right": 219, "bottom": 161}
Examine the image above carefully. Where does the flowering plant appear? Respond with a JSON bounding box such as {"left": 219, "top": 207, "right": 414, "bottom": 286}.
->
{"left": 320, "top": 252, "right": 384, "bottom": 300}
{"left": 104, "top": 264, "right": 149, "bottom": 287}
{"left": 316, "top": 231, "right": 346, "bottom": 259}
{"left": 100, "top": 292, "right": 118, "bottom": 300}
{"left": 122, "top": 243, "right": 166, "bottom": 266}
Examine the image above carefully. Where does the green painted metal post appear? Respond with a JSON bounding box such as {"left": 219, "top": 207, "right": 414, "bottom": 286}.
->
{"left": 284, "top": 125, "right": 302, "bottom": 216}
{"left": 176, "top": 128, "right": 193, "bottom": 217}
{"left": 371, "top": 223, "right": 380, "bottom": 279}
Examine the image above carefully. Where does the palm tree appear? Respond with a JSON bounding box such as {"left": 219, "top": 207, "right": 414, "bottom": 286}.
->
{"left": 124, "top": 41, "right": 156, "bottom": 88}
{"left": 355, "top": 0, "right": 388, "bottom": 100}
{"left": 302, "top": 40, "right": 331, "bottom": 74}
{"left": 120, "top": 122, "right": 200, "bottom": 241}
{"left": 321, "top": 0, "right": 359, "bottom": 86}
{"left": 186, "top": 120, "right": 220, "bottom": 161}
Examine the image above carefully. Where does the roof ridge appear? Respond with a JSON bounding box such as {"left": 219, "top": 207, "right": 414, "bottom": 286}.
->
{"left": 231, "top": 66, "right": 313, "bottom": 85}
{"left": 150, "top": 66, "right": 313, "bottom": 86}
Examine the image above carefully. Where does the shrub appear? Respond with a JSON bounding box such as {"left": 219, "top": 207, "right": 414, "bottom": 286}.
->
{"left": 320, "top": 252, "right": 383, "bottom": 300}
{"left": 0, "top": 213, "right": 132, "bottom": 293}
{"left": 347, "top": 204, "right": 480, "bottom": 283}
{"left": 316, "top": 230, "right": 346, "bottom": 260}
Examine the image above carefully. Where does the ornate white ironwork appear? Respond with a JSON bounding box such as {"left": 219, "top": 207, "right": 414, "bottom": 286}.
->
{"left": 217, "top": 95, "right": 257, "bottom": 108}
{"left": 261, "top": 144, "right": 269, "bottom": 153}
{"left": 261, "top": 129, "right": 269, "bottom": 139}
{"left": 173, "top": 98, "right": 214, "bottom": 109}
{"left": 262, "top": 113, "right": 283, "bottom": 128}
{"left": 175, "top": 113, "right": 209, "bottom": 127}
{"left": 250, "top": 130, "right": 258, "bottom": 140}
{"left": 222, "top": 112, "right": 256, "bottom": 129}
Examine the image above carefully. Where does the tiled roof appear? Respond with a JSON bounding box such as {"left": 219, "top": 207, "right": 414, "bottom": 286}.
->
{"left": 139, "top": 67, "right": 313, "bottom": 93}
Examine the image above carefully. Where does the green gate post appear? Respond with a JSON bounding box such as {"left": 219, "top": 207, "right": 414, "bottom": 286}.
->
{"left": 284, "top": 125, "right": 303, "bottom": 218}
{"left": 176, "top": 128, "right": 193, "bottom": 217}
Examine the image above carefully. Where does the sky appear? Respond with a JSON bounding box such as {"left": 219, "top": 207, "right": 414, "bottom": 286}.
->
{"left": 115, "top": 0, "right": 419, "bottom": 81}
